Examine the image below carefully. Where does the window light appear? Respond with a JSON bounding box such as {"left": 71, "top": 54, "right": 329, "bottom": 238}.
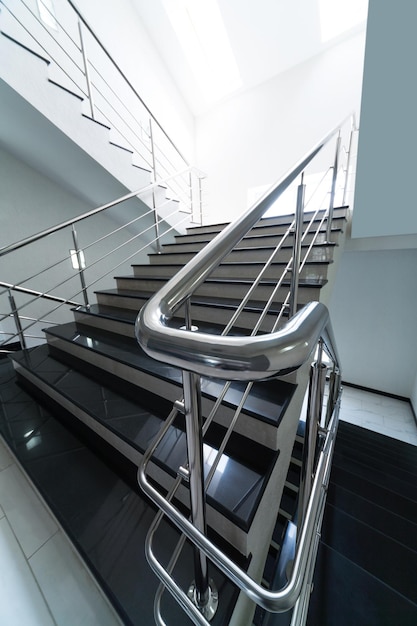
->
{"left": 37, "top": 0, "right": 58, "bottom": 30}
{"left": 319, "top": 0, "right": 368, "bottom": 43}
{"left": 163, "top": 0, "right": 242, "bottom": 101}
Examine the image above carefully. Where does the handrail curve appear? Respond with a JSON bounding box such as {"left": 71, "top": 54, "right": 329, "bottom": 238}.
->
{"left": 136, "top": 121, "right": 347, "bottom": 378}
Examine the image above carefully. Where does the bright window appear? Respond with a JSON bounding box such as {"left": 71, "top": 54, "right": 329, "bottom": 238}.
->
{"left": 320, "top": 0, "right": 368, "bottom": 43}
{"left": 37, "top": 0, "right": 58, "bottom": 30}
{"left": 163, "top": 0, "right": 241, "bottom": 101}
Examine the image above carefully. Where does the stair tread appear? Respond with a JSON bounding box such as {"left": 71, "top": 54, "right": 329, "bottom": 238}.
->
{"left": 11, "top": 346, "right": 277, "bottom": 532}
{"left": 132, "top": 259, "right": 333, "bottom": 270}
{"left": 154, "top": 242, "right": 338, "bottom": 256}
{"left": 43, "top": 322, "right": 297, "bottom": 427}
{"left": 321, "top": 503, "right": 417, "bottom": 601}
{"left": 308, "top": 543, "right": 417, "bottom": 626}
{"left": 116, "top": 275, "right": 327, "bottom": 287}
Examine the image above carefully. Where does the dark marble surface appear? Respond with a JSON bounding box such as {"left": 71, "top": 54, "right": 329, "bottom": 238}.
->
{"left": 0, "top": 357, "right": 239, "bottom": 625}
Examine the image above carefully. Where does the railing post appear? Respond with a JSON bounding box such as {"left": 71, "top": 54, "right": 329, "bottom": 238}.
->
{"left": 71, "top": 225, "right": 89, "bottom": 308}
{"left": 298, "top": 341, "right": 327, "bottom": 532}
{"left": 181, "top": 298, "right": 217, "bottom": 620}
{"left": 326, "top": 132, "right": 341, "bottom": 242}
{"left": 149, "top": 119, "right": 161, "bottom": 253}
{"left": 198, "top": 175, "right": 203, "bottom": 225}
{"left": 182, "top": 368, "right": 218, "bottom": 620}
{"left": 342, "top": 115, "right": 357, "bottom": 206}
{"left": 78, "top": 19, "right": 95, "bottom": 120}
{"left": 8, "top": 290, "right": 27, "bottom": 351}
{"left": 289, "top": 174, "right": 305, "bottom": 318}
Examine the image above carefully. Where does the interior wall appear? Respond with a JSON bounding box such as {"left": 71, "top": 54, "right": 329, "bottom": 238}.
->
{"left": 195, "top": 30, "right": 366, "bottom": 224}
{"left": 328, "top": 248, "right": 417, "bottom": 398}
{"left": 71, "top": 0, "right": 195, "bottom": 161}
{"left": 352, "top": 0, "right": 417, "bottom": 238}
{"left": 0, "top": 146, "right": 153, "bottom": 346}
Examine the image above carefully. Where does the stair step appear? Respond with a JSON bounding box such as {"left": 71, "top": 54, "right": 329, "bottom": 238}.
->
{"left": 327, "top": 482, "right": 417, "bottom": 553}
{"left": 42, "top": 322, "right": 297, "bottom": 449}
{"left": 148, "top": 242, "right": 337, "bottom": 265}
{"left": 131, "top": 260, "right": 332, "bottom": 282}
{"left": 308, "top": 543, "right": 417, "bottom": 626}
{"left": 321, "top": 503, "right": 417, "bottom": 602}
{"left": 0, "top": 358, "right": 239, "bottom": 626}
{"left": 11, "top": 346, "right": 280, "bottom": 556}
{"left": 114, "top": 276, "right": 326, "bottom": 303}
{"left": 165, "top": 229, "right": 344, "bottom": 252}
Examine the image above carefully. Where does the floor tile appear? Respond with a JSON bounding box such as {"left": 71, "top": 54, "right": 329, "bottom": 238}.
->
{"left": 0, "top": 437, "right": 13, "bottom": 470}
{"left": 0, "top": 516, "right": 55, "bottom": 626}
{"left": 29, "top": 531, "right": 122, "bottom": 626}
{"left": 0, "top": 463, "right": 58, "bottom": 558}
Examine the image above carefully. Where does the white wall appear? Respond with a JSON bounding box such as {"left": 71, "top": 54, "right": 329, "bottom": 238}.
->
{"left": 0, "top": 147, "right": 154, "bottom": 347}
{"left": 411, "top": 370, "right": 417, "bottom": 415}
{"left": 352, "top": 0, "right": 417, "bottom": 238}
{"left": 196, "top": 30, "right": 366, "bottom": 225}
{"left": 71, "top": 0, "right": 195, "bottom": 162}
{"left": 328, "top": 247, "right": 417, "bottom": 398}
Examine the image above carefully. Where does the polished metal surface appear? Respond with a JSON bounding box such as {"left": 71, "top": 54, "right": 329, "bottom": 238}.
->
{"left": 289, "top": 178, "right": 305, "bottom": 317}
{"left": 139, "top": 395, "right": 341, "bottom": 614}
{"left": 136, "top": 121, "right": 347, "bottom": 380}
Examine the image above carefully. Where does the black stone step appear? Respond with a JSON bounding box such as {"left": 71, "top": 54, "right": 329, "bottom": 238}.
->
{"left": 320, "top": 503, "right": 417, "bottom": 602}
{"left": 307, "top": 543, "right": 417, "bottom": 626}
{"left": 43, "top": 322, "right": 297, "bottom": 431}
{"left": 337, "top": 421, "right": 417, "bottom": 471}
{"left": 327, "top": 481, "right": 417, "bottom": 553}
{"left": 334, "top": 436, "right": 417, "bottom": 483}
{"left": 331, "top": 450, "right": 417, "bottom": 503}
{"left": 11, "top": 345, "right": 278, "bottom": 537}
{"left": 330, "top": 464, "right": 417, "bottom": 523}
{"left": 0, "top": 358, "right": 239, "bottom": 626}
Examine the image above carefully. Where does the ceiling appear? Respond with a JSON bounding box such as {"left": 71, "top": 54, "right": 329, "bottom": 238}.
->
{"left": 131, "top": 0, "right": 368, "bottom": 116}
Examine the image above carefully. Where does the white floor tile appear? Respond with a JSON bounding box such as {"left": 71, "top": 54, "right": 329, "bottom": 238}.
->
{"left": 29, "top": 531, "right": 122, "bottom": 626}
{"left": 0, "top": 437, "right": 13, "bottom": 471}
{"left": 0, "top": 517, "right": 55, "bottom": 626}
{"left": 0, "top": 463, "right": 58, "bottom": 558}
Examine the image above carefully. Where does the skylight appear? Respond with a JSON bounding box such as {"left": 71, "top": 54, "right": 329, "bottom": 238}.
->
{"left": 320, "top": 0, "right": 368, "bottom": 43}
{"left": 163, "top": 0, "right": 242, "bottom": 102}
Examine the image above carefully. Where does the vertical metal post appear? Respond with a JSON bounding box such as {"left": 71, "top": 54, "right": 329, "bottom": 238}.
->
{"left": 189, "top": 170, "right": 194, "bottom": 221}
{"left": 71, "top": 225, "right": 89, "bottom": 308}
{"left": 181, "top": 298, "right": 216, "bottom": 619}
{"left": 8, "top": 290, "right": 27, "bottom": 351}
{"left": 149, "top": 119, "right": 161, "bottom": 253}
{"left": 326, "top": 132, "right": 341, "bottom": 242}
{"left": 198, "top": 176, "right": 203, "bottom": 225}
{"left": 342, "top": 116, "right": 357, "bottom": 206}
{"left": 298, "top": 342, "right": 327, "bottom": 532}
{"left": 78, "top": 19, "right": 95, "bottom": 120}
{"left": 289, "top": 174, "right": 305, "bottom": 318}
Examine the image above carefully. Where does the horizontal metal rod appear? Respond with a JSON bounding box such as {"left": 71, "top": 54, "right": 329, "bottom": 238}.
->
{"left": 136, "top": 119, "right": 349, "bottom": 379}
{"left": 0, "top": 282, "right": 81, "bottom": 306}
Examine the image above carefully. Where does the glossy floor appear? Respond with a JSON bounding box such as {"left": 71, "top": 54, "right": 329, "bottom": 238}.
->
{"left": 0, "top": 385, "right": 415, "bottom": 625}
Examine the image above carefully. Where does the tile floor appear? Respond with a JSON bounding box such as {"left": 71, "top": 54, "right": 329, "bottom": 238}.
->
{"left": 0, "top": 385, "right": 415, "bottom": 625}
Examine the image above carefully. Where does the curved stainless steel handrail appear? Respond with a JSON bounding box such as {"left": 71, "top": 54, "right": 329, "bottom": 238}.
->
{"left": 136, "top": 121, "right": 347, "bottom": 379}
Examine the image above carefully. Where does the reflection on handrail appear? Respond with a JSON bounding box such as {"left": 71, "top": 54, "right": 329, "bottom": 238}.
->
{"left": 136, "top": 121, "right": 347, "bottom": 379}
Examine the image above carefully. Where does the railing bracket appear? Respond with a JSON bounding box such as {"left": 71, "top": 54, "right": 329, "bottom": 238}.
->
{"left": 187, "top": 578, "right": 218, "bottom": 621}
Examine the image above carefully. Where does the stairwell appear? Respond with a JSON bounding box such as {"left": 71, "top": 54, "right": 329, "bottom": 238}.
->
{"left": 2, "top": 207, "right": 347, "bottom": 625}
{"left": 307, "top": 421, "right": 417, "bottom": 626}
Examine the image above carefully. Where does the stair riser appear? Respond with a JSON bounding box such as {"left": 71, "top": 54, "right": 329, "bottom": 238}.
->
{"left": 75, "top": 305, "right": 286, "bottom": 336}
{"left": 149, "top": 245, "right": 335, "bottom": 265}
{"left": 96, "top": 292, "right": 148, "bottom": 311}
{"left": 133, "top": 263, "right": 330, "bottom": 282}
{"left": 45, "top": 334, "right": 283, "bottom": 449}
{"left": 164, "top": 230, "right": 342, "bottom": 253}
{"left": 12, "top": 361, "right": 252, "bottom": 556}
{"left": 115, "top": 278, "right": 322, "bottom": 302}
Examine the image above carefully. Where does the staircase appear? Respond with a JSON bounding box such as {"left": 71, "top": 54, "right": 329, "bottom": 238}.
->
{"left": 2, "top": 206, "right": 346, "bottom": 625}
{"left": 307, "top": 421, "right": 417, "bottom": 626}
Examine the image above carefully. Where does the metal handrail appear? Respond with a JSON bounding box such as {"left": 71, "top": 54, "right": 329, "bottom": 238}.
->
{"left": 0, "top": 168, "right": 201, "bottom": 258}
{"left": 136, "top": 121, "right": 347, "bottom": 379}
{"left": 139, "top": 388, "right": 340, "bottom": 617}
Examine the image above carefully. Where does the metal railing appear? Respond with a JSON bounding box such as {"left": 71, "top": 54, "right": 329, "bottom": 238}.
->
{"left": 135, "top": 118, "right": 355, "bottom": 624}
{"left": 0, "top": 170, "right": 203, "bottom": 351}
{"left": 0, "top": 0, "right": 201, "bottom": 225}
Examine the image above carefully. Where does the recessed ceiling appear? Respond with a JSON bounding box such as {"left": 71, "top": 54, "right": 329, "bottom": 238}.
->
{"left": 131, "top": 0, "right": 368, "bottom": 116}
